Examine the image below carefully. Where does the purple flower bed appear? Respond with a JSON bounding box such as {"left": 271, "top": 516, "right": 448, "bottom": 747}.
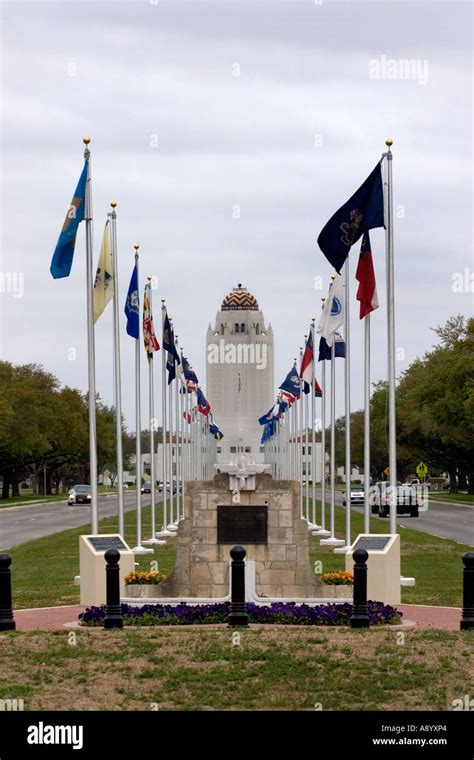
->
{"left": 79, "top": 601, "right": 402, "bottom": 627}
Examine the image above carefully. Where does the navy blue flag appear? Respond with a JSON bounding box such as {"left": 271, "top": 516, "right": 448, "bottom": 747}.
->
{"left": 318, "top": 333, "right": 345, "bottom": 362}
{"left": 209, "top": 422, "right": 224, "bottom": 441}
{"left": 124, "top": 263, "right": 139, "bottom": 339}
{"left": 50, "top": 161, "right": 88, "bottom": 279}
{"left": 258, "top": 405, "right": 276, "bottom": 425}
{"left": 317, "top": 162, "right": 384, "bottom": 273}
{"left": 163, "top": 312, "right": 180, "bottom": 383}
{"left": 279, "top": 366, "right": 301, "bottom": 404}
{"left": 261, "top": 418, "right": 276, "bottom": 444}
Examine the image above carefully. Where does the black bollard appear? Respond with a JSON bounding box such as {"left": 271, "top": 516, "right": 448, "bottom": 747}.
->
{"left": 350, "top": 548, "right": 369, "bottom": 629}
{"left": 104, "top": 549, "right": 124, "bottom": 630}
{"left": 460, "top": 552, "right": 474, "bottom": 631}
{"left": 228, "top": 546, "right": 248, "bottom": 628}
{"left": 0, "top": 553, "right": 16, "bottom": 631}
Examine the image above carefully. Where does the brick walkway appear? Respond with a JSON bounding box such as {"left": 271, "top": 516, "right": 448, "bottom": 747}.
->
{"left": 10, "top": 603, "right": 462, "bottom": 632}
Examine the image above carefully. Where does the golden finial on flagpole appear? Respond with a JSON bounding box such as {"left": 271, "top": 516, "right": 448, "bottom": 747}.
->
{"left": 161, "top": 298, "right": 166, "bottom": 303}
{"left": 134, "top": 244, "right": 139, "bottom": 251}
{"left": 385, "top": 138, "right": 393, "bottom": 150}
{"left": 111, "top": 201, "right": 117, "bottom": 208}
{"left": 83, "top": 136, "right": 91, "bottom": 145}
{"left": 147, "top": 276, "right": 152, "bottom": 282}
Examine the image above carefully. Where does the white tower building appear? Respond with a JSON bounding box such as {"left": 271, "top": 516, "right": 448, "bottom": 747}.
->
{"left": 206, "top": 285, "right": 274, "bottom": 463}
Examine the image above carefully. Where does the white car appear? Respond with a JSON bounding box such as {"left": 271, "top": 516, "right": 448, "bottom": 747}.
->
{"left": 342, "top": 488, "right": 364, "bottom": 505}
{"left": 68, "top": 484, "right": 91, "bottom": 506}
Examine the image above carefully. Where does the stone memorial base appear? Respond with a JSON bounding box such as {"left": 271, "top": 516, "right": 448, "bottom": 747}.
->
{"left": 153, "top": 473, "right": 328, "bottom": 599}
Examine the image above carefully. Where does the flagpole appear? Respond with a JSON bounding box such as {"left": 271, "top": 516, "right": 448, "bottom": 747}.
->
{"left": 298, "top": 350, "right": 303, "bottom": 518}
{"left": 157, "top": 301, "right": 172, "bottom": 537}
{"left": 303, "top": 337, "right": 309, "bottom": 522}
{"left": 131, "top": 246, "right": 152, "bottom": 555}
{"left": 167, "top": 324, "right": 177, "bottom": 530}
{"left": 109, "top": 201, "right": 124, "bottom": 537}
{"left": 321, "top": 340, "right": 344, "bottom": 546}
{"left": 314, "top": 299, "right": 330, "bottom": 537}
{"left": 309, "top": 318, "right": 319, "bottom": 529}
{"left": 82, "top": 137, "right": 99, "bottom": 535}
{"left": 364, "top": 312, "right": 371, "bottom": 533}
{"left": 335, "top": 259, "right": 352, "bottom": 553}
{"left": 175, "top": 335, "right": 181, "bottom": 521}
{"left": 385, "top": 138, "right": 397, "bottom": 535}
{"left": 143, "top": 280, "right": 165, "bottom": 546}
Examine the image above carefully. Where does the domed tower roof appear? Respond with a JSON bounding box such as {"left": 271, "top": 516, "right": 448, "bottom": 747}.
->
{"left": 221, "top": 284, "right": 259, "bottom": 311}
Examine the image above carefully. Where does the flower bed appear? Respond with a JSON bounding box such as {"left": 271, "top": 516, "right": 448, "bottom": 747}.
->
{"left": 124, "top": 571, "right": 167, "bottom": 585}
{"left": 321, "top": 571, "right": 354, "bottom": 586}
{"left": 79, "top": 601, "right": 401, "bottom": 627}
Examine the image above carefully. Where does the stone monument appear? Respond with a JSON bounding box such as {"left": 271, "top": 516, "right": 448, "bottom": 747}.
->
{"left": 153, "top": 471, "right": 327, "bottom": 599}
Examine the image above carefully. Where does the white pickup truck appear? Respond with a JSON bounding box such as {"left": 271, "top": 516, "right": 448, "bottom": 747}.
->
{"left": 370, "top": 481, "right": 424, "bottom": 518}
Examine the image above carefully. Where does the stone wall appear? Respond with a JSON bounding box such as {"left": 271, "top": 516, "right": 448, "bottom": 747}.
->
{"left": 154, "top": 473, "right": 328, "bottom": 599}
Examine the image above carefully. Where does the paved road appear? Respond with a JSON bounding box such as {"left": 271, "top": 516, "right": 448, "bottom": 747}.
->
{"left": 1, "top": 486, "right": 472, "bottom": 550}
{"left": 327, "top": 489, "right": 473, "bottom": 546}
{"left": 0, "top": 491, "right": 159, "bottom": 550}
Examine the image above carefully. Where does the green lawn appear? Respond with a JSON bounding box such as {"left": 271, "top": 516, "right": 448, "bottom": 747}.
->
{"left": 429, "top": 491, "right": 474, "bottom": 505}
{"left": 6, "top": 499, "right": 470, "bottom": 609}
{"left": 0, "top": 627, "right": 472, "bottom": 711}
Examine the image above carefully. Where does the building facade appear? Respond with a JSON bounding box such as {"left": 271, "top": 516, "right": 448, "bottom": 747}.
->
{"left": 206, "top": 285, "right": 274, "bottom": 462}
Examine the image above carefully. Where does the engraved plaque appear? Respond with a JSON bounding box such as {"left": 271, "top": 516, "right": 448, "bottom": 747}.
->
{"left": 353, "top": 536, "right": 391, "bottom": 552}
{"left": 217, "top": 505, "right": 268, "bottom": 544}
{"left": 87, "top": 536, "right": 127, "bottom": 552}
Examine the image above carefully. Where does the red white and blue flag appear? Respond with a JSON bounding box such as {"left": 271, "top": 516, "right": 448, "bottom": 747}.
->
{"left": 300, "top": 329, "right": 314, "bottom": 386}
{"left": 356, "top": 232, "right": 379, "bottom": 319}
{"left": 197, "top": 387, "right": 211, "bottom": 416}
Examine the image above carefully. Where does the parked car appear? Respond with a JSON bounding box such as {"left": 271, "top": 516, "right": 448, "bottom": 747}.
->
{"left": 68, "top": 484, "right": 91, "bottom": 506}
{"left": 342, "top": 488, "right": 364, "bottom": 506}
{"left": 371, "top": 481, "right": 420, "bottom": 518}
{"left": 158, "top": 480, "right": 177, "bottom": 494}
{"left": 140, "top": 483, "right": 151, "bottom": 494}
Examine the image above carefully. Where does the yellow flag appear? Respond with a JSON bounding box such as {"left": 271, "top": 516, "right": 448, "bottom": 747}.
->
{"left": 93, "top": 222, "right": 113, "bottom": 323}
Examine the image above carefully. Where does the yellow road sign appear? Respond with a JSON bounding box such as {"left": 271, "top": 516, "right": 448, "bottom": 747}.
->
{"left": 416, "top": 462, "right": 428, "bottom": 478}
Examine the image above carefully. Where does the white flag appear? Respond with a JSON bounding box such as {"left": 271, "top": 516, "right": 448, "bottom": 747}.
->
{"left": 316, "top": 274, "right": 344, "bottom": 347}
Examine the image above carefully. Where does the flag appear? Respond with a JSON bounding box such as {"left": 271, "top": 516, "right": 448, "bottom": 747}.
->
{"left": 258, "top": 405, "right": 277, "bottom": 425}
{"left": 356, "top": 232, "right": 379, "bottom": 319}
{"left": 261, "top": 418, "right": 276, "bottom": 444}
{"left": 318, "top": 332, "right": 345, "bottom": 361}
{"left": 143, "top": 283, "right": 160, "bottom": 357}
{"left": 197, "top": 387, "right": 211, "bottom": 416}
{"left": 93, "top": 222, "right": 113, "bottom": 323}
{"left": 279, "top": 365, "right": 301, "bottom": 404}
{"left": 163, "top": 312, "right": 180, "bottom": 383}
{"left": 316, "top": 274, "right": 344, "bottom": 347}
{"left": 300, "top": 329, "right": 314, "bottom": 386}
{"left": 209, "top": 417, "right": 224, "bottom": 441}
{"left": 50, "top": 161, "right": 88, "bottom": 279}
{"left": 314, "top": 378, "right": 322, "bottom": 397}
{"left": 181, "top": 355, "right": 198, "bottom": 391}
{"left": 317, "top": 162, "right": 384, "bottom": 272}
{"left": 124, "top": 263, "right": 139, "bottom": 339}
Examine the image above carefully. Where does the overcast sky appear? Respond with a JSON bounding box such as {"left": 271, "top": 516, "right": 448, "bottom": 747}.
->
{"left": 1, "top": 0, "right": 472, "bottom": 432}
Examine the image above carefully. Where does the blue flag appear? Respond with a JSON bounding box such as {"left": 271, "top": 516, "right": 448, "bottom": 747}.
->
{"left": 163, "top": 312, "right": 180, "bottom": 383}
{"left": 124, "top": 263, "right": 139, "bottom": 339}
{"left": 318, "top": 333, "right": 345, "bottom": 362}
{"left": 279, "top": 366, "right": 301, "bottom": 403}
{"left": 50, "top": 161, "right": 88, "bottom": 279}
{"left": 261, "top": 418, "right": 276, "bottom": 444}
{"left": 258, "top": 405, "right": 276, "bottom": 425}
{"left": 317, "top": 162, "right": 384, "bottom": 273}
